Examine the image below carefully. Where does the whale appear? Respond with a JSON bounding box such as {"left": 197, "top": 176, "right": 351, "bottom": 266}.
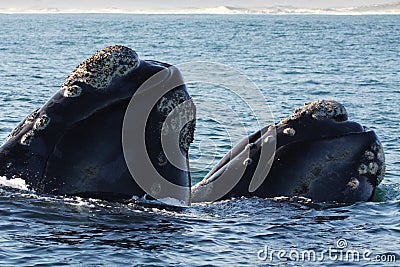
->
{"left": 0, "top": 46, "right": 385, "bottom": 205}
{"left": 0, "top": 45, "right": 195, "bottom": 204}
{"left": 192, "top": 100, "right": 385, "bottom": 204}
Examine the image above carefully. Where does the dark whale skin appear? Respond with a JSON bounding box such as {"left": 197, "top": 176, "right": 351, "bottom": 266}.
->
{"left": 0, "top": 46, "right": 195, "bottom": 201}
{"left": 192, "top": 100, "right": 385, "bottom": 204}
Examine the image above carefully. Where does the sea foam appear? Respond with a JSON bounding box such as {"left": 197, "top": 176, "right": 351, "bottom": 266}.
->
{"left": 0, "top": 176, "right": 30, "bottom": 191}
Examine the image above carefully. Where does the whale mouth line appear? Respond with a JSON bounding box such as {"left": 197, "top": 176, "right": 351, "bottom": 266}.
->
{"left": 278, "top": 127, "right": 374, "bottom": 149}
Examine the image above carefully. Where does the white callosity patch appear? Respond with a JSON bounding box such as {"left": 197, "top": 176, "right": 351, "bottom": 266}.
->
{"left": 20, "top": 130, "right": 35, "bottom": 146}
{"left": 12, "top": 46, "right": 139, "bottom": 145}
{"left": 377, "top": 151, "right": 384, "bottom": 162}
{"left": 7, "top": 109, "right": 39, "bottom": 141}
{"left": 291, "top": 100, "right": 348, "bottom": 122}
{"left": 33, "top": 114, "right": 51, "bottom": 131}
{"left": 280, "top": 118, "right": 289, "bottom": 124}
{"left": 283, "top": 127, "right": 296, "bottom": 136}
{"left": 157, "top": 92, "right": 182, "bottom": 116}
{"left": 61, "top": 45, "right": 140, "bottom": 92}
{"left": 369, "top": 162, "right": 379, "bottom": 175}
{"left": 62, "top": 85, "right": 82, "bottom": 98}
{"left": 358, "top": 163, "right": 368, "bottom": 175}
{"left": 26, "top": 110, "right": 39, "bottom": 123}
{"left": 348, "top": 177, "right": 360, "bottom": 190}
{"left": 377, "top": 165, "right": 386, "bottom": 184}
{"left": 357, "top": 140, "right": 385, "bottom": 185}
{"left": 373, "top": 141, "right": 385, "bottom": 167}
{"left": 364, "top": 150, "right": 375, "bottom": 161}
{"left": 158, "top": 89, "right": 196, "bottom": 153}
{"left": 157, "top": 90, "right": 191, "bottom": 121}
{"left": 371, "top": 141, "right": 385, "bottom": 184}
{"left": 178, "top": 100, "right": 196, "bottom": 152}
{"left": 17, "top": 113, "right": 51, "bottom": 146}
{"left": 268, "top": 124, "right": 275, "bottom": 131}
{"left": 371, "top": 142, "right": 385, "bottom": 159}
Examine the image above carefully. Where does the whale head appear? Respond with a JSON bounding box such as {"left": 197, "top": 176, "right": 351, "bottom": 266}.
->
{"left": 192, "top": 100, "right": 385, "bottom": 204}
{"left": 0, "top": 45, "right": 195, "bottom": 204}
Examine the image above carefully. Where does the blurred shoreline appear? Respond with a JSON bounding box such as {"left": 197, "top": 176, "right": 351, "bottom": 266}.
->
{"left": 1, "top": 3, "right": 400, "bottom": 15}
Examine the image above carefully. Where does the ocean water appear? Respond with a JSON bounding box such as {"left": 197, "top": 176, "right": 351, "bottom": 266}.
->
{"left": 0, "top": 14, "right": 399, "bottom": 266}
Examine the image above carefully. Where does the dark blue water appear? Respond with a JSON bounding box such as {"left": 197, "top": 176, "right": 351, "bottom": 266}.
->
{"left": 0, "top": 14, "right": 399, "bottom": 266}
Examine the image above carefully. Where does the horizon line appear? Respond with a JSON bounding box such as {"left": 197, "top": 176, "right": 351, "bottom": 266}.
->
{"left": 1, "top": 10, "right": 400, "bottom": 15}
{"left": 1, "top": 3, "right": 400, "bottom": 15}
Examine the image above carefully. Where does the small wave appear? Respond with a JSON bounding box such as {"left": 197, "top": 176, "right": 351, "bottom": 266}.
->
{"left": 303, "top": 79, "right": 322, "bottom": 85}
{"left": 281, "top": 71, "right": 305, "bottom": 75}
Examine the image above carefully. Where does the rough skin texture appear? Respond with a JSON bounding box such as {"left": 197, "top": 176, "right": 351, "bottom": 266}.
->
{"left": 291, "top": 100, "right": 348, "bottom": 122}
{"left": 61, "top": 45, "right": 140, "bottom": 91}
